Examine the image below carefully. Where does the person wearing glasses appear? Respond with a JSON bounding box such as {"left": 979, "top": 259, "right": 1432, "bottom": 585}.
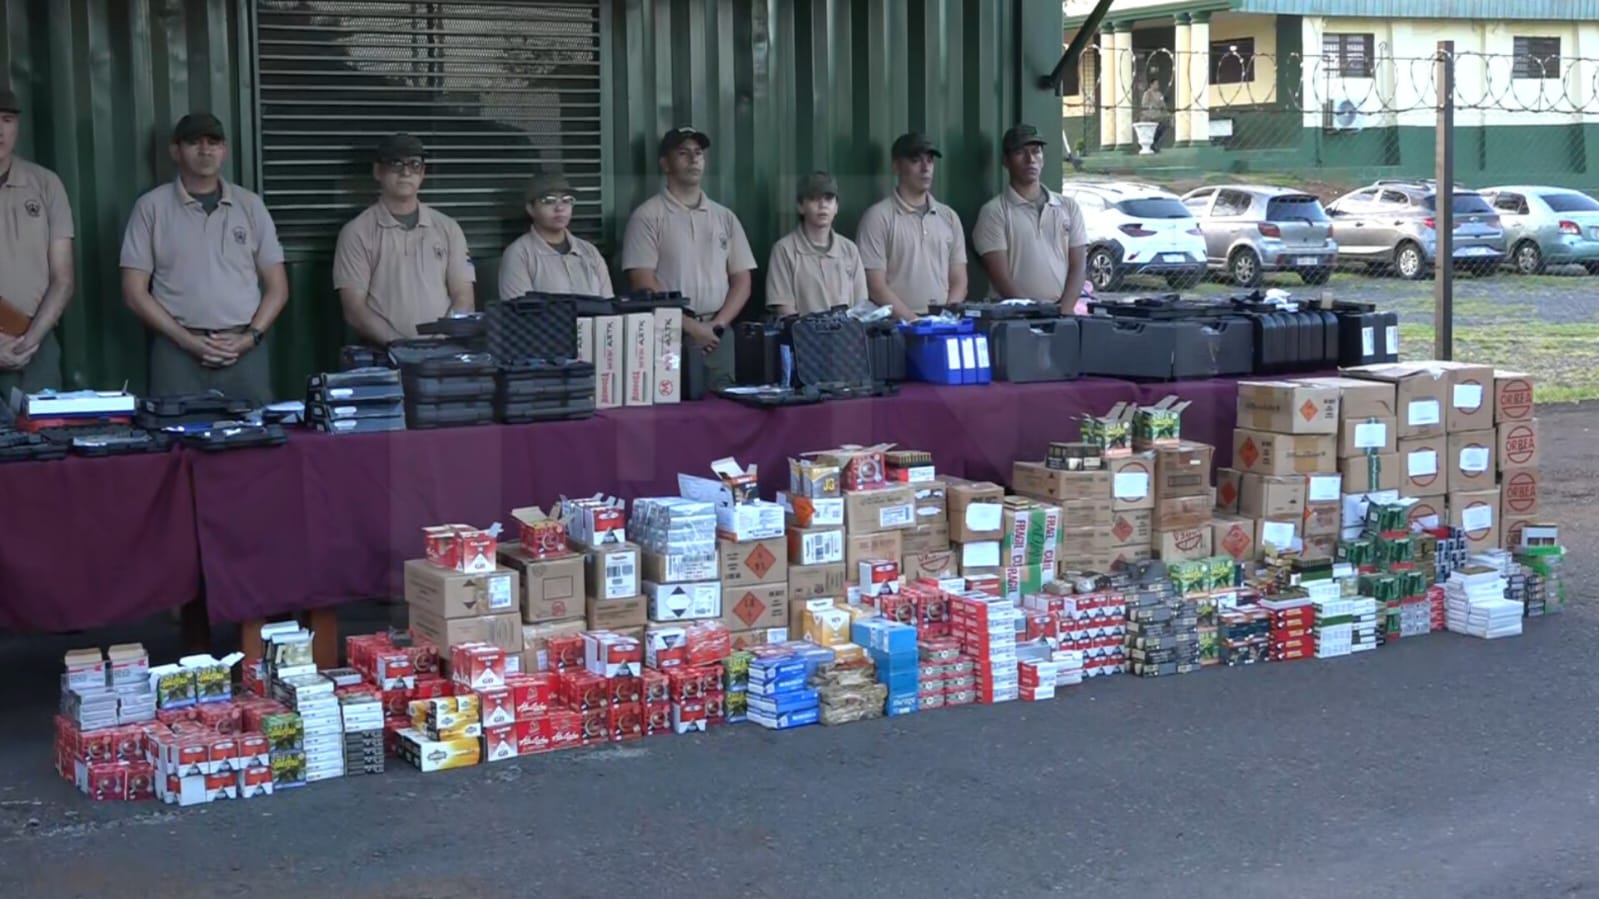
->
{"left": 497, "top": 172, "right": 613, "bottom": 299}
{"left": 333, "top": 133, "right": 475, "bottom": 345}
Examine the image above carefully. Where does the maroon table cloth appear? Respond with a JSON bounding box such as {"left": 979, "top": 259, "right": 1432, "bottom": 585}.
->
{"left": 0, "top": 451, "right": 200, "bottom": 631}
{"left": 189, "top": 379, "right": 1139, "bottom": 623}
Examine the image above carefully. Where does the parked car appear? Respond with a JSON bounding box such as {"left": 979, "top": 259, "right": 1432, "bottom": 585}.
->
{"left": 1060, "top": 180, "right": 1207, "bottom": 292}
{"left": 1478, "top": 185, "right": 1599, "bottom": 275}
{"left": 1179, "top": 185, "right": 1337, "bottom": 286}
{"left": 1325, "top": 179, "right": 1505, "bottom": 279}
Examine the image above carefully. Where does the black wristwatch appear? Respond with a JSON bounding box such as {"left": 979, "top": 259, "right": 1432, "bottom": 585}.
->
{"left": 249, "top": 327, "right": 264, "bottom": 346}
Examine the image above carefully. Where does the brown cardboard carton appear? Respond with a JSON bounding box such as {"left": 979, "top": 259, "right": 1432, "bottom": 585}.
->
{"left": 410, "top": 607, "right": 524, "bottom": 655}
{"left": 584, "top": 543, "right": 641, "bottom": 601}
{"left": 1212, "top": 515, "right": 1259, "bottom": 562}
{"left": 1500, "top": 468, "right": 1540, "bottom": 518}
{"left": 911, "top": 480, "right": 948, "bottom": 523}
{"left": 1235, "top": 380, "right": 1339, "bottom": 434}
{"left": 901, "top": 521, "right": 952, "bottom": 555}
{"left": 1106, "top": 452, "right": 1156, "bottom": 511}
{"left": 1107, "top": 509, "right": 1152, "bottom": 547}
{"left": 718, "top": 537, "right": 787, "bottom": 587}
{"left": 496, "top": 546, "right": 585, "bottom": 624}
{"left": 1407, "top": 497, "right": 1445, "bottom": 529}
{"left": 719, "top": 583, "right": 788, "bottom": 631}
{"left": 946, "top": 480, "right": 1006, "bottom": 541}
{"left": 1153, "top": 526, "right": 1214, "bottom": 561}
{"left": 640, "top": 550, "right": 720, "bottom": 584}
{"left": 1232, "top": 430, "right": 1336, "bottom": 477}
{"left": 1153, "top": 442, "right": 1214, "bottom": 498}
{"left": 1396, "top": 437, "right": 1448, "bottom": 498}
{"left": 1237, "top": 473, "right": 1306, "bottom": 519}
{"left": 1060, "top": 498, "right": 1115, "bottom": 528}
{"left": 844, "top": 530, "right": 903, "bottom": 574}
{"left": 1011, "top": 462, "right": 1110, "bottom": 504}
{"left": 786, "top": 527, "right": 844, "bottom": 567}
{"left": 1153, "top": 493, "right": 1212, "bottom": 531}
{"left": 1300, "top": 376, "right": 1397, "bottom": 420}
{"left": 594, "top": 314, "right": 623, "bottom": 409}
{"left": 902, "top": 551, "right": 959, "bottom": 581}
{"left": 1058, "top": 527, "right": 1111, "bottom": 564}
{"left": 1496, "top": 419, "right": 1540, "bottom": 471}
{"left": 730, "top": 628, "right": 787, "bottom": 651}
{"left": 1439, "top": 362, "right": 1495, "bottom": 432}
{"left": 1302, "top": 500, "right": 1339, "bottom": 537}
{"left": 1448, "top": 489, "right": 1500, "bottom": 552}
{"left": 1501, "top": 515, "right": 1538, "bottom": 549}
{"left": 652, "top": 307, "right": 683, "bottom": 404}
{"left": 1338, "top": 416, "right": 1396, "bottom": 458}
{"left": 788, "top": 563, "right": 847, "bottom": 604}
{"left": 1493, "top": 370, "right": 1535, "bottom": 422}
{"left": 1215, "top": 468, "right": 1243, "bottom": 514}
{"left": 1447, "top": 430, "right": 1496, "bottom": 493}
{"left": 1339, "top": 452, "right": 1402, "bottom": 493}
{"left": 404, "top": 560, "right": 519, "bottom": 620}
{"left": 1344, "top": 362, "right": 1448, "bottom": 439}
{"left": 842, "top": 485, "right": 916, "bottom": 534}
{"left": 1301, "top": 534, "right": 1337, "bottom": 561}
{"left": 622, "top": 311, "right": 655, "bottom": 407}
{"left": 585, "top": 593, "right": 647, "bottom": 630}
{"left": 1306, "top": 472, "right": 1342, "bottom": 506}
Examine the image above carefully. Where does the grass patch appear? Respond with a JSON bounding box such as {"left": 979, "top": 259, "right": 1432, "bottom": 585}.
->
{"left": 1399, "top": 321, "right": 1599, "bottom": 403}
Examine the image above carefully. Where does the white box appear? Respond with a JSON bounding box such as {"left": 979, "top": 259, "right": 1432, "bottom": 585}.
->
{"left": 643, "top": 581, "right": 722, "bottom": 622}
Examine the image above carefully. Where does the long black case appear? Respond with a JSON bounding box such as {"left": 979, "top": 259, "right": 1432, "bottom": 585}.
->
{"left": 734, "top": 322, "right": 782, "bottom": 386}
{"left": 960, "top": 302, "right": 1080, "bottom": 382}
{"left": 1330, "top": 301, "right": 1399, "bottom": 367}
{"left": 1078, "top": 316, "right": 1253, "bottom": 380}
{"left": 404, "top": 400, "right": 496, "bottom": 430}
{"left": 864, "top": 320, "right": 907, "bottom": 383}
{"left": 180, "top": 423, "right": 289, "bottom": 452}
{"left": 40, "top": 427, "right": 173, "bottom": 457}
{"left": 486, "top": 294, "right": 579, "bottom": 363}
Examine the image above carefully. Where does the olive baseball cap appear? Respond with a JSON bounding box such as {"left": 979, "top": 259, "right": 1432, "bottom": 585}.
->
{"left": 526, "top": 172, "right": 575, "bottom": 201}
{"left": 172, "top": 112, "right": 226, "bottom": 144}
{"left": 659, "top": 126, "right": 711, "bottom": 156}
{"left": 1001, "top": 123, "right": 1046, "bottom": 153}
{"left": 376, "top": 132, "right": 427, "bottom": 162}
{"left": 796, "top": 171, "right": 839, "bottom": 202}
{"left": 0, "top": 90, "right": 19, "bottom": 114}
{"left": 891, "top": 132, "right": 941, "bottom": 159}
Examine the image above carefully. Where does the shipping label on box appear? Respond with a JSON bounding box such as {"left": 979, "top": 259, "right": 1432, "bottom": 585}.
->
{"left": 1493, "top": 370, "right": 1534, "bottom": 423}
{"left": 496, "top": 547, "right": 584, "bottom": 624}
{"left": 1448, "top": 489, "right": 1499, "bottom": 552}
{"left": 404, "top": 561, "right": 518, "bottom": 620}
{"left": 1232, "top": 430, "right": 1335, "bottom": 477}
{"left": 1442, "top": 362, "right": 1495, "bottom": 432}
{"left": 623, "top": 312, "right": 655, "bottom": 407}
{"left": 787, "top": 527, "right": 844, "bottom": 566}
{"left": 1306, "top": 473, "right": 1341, "bottom": 504}
{"left": 1496, "top": 419, "right": 1540, "bottom": 471}
{"left": 901, "top": 521, "right": 951, "bottom": 555}
{"left": 719, "top": 583, "right": 788, "bottom": 631}
{"left": 947, "top": 480, "right": 1006, "bottom": 541}
{"left": 1500, "top": 469, "right": 1540, "bottom": 517}
{"left": 1237, "top": 473, "right": 1306, "bottom": 519}
{"left": 842, "top": 485, "right": 915, "bottom": 534}
{"left": 652, "top": 307, "right": 683, "bottom": 404}
{"left": 1011, "top": 462, "right": 1110, "bottom": 504}
{"left": 1407, "top": 498, "right": 1444, "bottom": 530}
{"left": 1344, "top": 363, "right": 1447, "bottom": 439}
{"left": 912, "top": 481, "right": 948, "bottom": 523}
{"left": 788, "top": 563, "right": 846, "bottom": 604}
{"left": 1447, "top": 430, "right": 1496, "bottom": 493}
{"left": 846, "top": 530, "right": 903, "bottom": 573}
{"left": 1107, "top": 509, "right": 1152, "bottom": 547}
{"left": 584, "top": 544, "right": 640, "bottom": 601}
{"left": 644, "top": 581, "right": 721, "bottom": 622}
{"left": 1258, "top": 519, "right": 1298, "bottom": 553}
{"left": 1154, "top": 527, "right": 1214, "bottom": 562}
{"left": 954, "top": 540, "right": 1001, "bottom": 573}
{"left": 1107, "top": 453, "right": 1156, "bottom": 511}
{"left": 1339, "top": 453, "right": 1402, "bottom": 493}
{"left": 718, "top": 537, "right": 788, "bottom": 586}
{"left": 594, "top": 315, "right": 623, "bottom": 410}
{"left": 1235, "top": 381, "right": 1340, "bottom": 434}
{"left": 1153, "top": 442, "right": 1214, "bottom": 498}
{"left": 1215, "top": 468, "right": 1243, "bottom": 514}
{"left": 1212, "top": 516, "right": 1258, "bottom": 562}
{"left": 1396, "top": 437, "right": 1447, "bottom": 498}
{"left": 641, "top": 550, "right": 719, "bottom": 585}
{"left": 1339, "top": 416, "right": 1396, "bottom": 458}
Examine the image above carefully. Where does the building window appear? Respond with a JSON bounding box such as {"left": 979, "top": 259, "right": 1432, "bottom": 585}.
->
{"left": 1513, "top": 36, "right": 1561, "bottom": 79}
{"left": 1211, "top": 37, "right": 1256, "bottom": 85}
{"left": 1323, "top": 33, "right": 1375, "bottom": 78}
{"left": 1062, "top": 56, "right": 1082, "bottom": 96}
{"left": 254, "top": 0, "right": 604, "bottom": 256}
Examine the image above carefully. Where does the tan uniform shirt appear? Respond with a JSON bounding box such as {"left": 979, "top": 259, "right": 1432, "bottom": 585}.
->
{"left": 972, "top": 186, "right": 1088, "bottom": 301}
{"left": 620, "top": 189, "right": 756, "bottom": 316}
{"left": 0, "top": 158, "right": 74, "bottom": 317}
{"left": 854, "top": 191, "right": 966, "bottom": 314}
{"left": 765, "top": 228, "right": 867, "bottom": 316}
{"left": 333, "top": 202, "right": 473, "bottom": 339}
{"left": 497, "top": 231, "right": 613, "bottom": 300}
{"left": 119, "top": 179, "right": 284, "bottom": 330}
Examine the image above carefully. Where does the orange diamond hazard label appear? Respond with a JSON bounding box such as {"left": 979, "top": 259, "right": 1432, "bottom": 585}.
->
{"left": 742, "top": 543, "right": 776, "bottom": 580}
{"left": 1239, "top": 438, "right": 1260, "bottom": 469}
{"left": 1112, "top": 517, "right": 1134, "bottom": 543}
{"left": 1300, "top": 400, "right": 1319, "bottom": 422}
{"left": 1221, "top": 525, "right": 1251, "bottom": 559}
{"left": 733, "top": 591, "right": 766, "bottom": 627}
{"left": 1219, "top": 481, "right": 1237, "bottom": 507}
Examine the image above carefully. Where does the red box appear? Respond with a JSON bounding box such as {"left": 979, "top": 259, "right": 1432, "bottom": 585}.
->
{"left": 86, "top": 763, "right": 128, "bottom": 801}
{"left": 507, "top": 673, "right": 556, "bottom": 720}
{"left": 671, "top": 699, "right": 707, "bottom": 734}
{"left": 642, "top": 669, "right": 669, "bottom": 704}
{"left": 477, "top": 686, "right": 515, "bottom": 726}
{"left": 608, "top": 702, "right": 643, "bottom": 742}
{"left": 703, "top": 690, "right": 726, "bottom": 725}
{"left": 239, "top": 765, "right": 272, "bottom": 797}
{"left": 668, "top": 666, "right": 711, "bottom": 701}
{"left": 514, "top": 508, "right": 571, "bottom": 559}
{"left": 683, "top": 622, "right": 732, "bottom": 666}
{"left": 559, "top": 669, "right": 608, "bottom": 712}
{"left": 546, "top": 634, "right": 586, "bottom": 671}
{"left": 423, "top": 524, "right": 498, "bottom": 573}
{"left": 450, "top": 643, "right": 506, "bottom": 690}
{"left": 579, "top": 708, "right": 608, "bottom": 746}
{"left": 584, "top": 631, "right": 644, "bottom": 678}
{"left": 124, "top": 761, "right": 156, "bottom": 801}
{"left": 608, "top": 675, "right": 642, "bottom": 706}
{"left": 875, "top": 592, "right": 918, "bottom": 626}
{"left": 644, "top": 701, "right": 672, "bottom": 736}
{"left": 964, "top": 575, "right": 1000, "bottom": 595}
{"left": 482, "top": 723, "right": 518, "bottom": 760}
{"left": 413, "top": 675, "right": 453, "bottom": 700}
{"left": 372, "top": 651, "right": 415, "bottom": 689}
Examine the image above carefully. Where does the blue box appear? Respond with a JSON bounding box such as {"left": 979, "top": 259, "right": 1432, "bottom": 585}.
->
{"left": 747, "top": 673, "right": 806, "bottom": 696}
{"left": 747, "top": 688, "right": 819, "bottom": 716}
{"left": 853, "top": 620, "right": 917, "bottom": 654}
{"left": 868, "top": 647, "right": 919, "bottom": 675}
{"left": 886, "top": 694, "right": 919, "bottom": 716}
{"left": 749, "top": 657, "right": 807, "bottom": 681}
{"left": 750, "top": 706, "right": 820, "bottom": 729}
{"left": 879, "top": 672, "right": 918, "bottom": 695}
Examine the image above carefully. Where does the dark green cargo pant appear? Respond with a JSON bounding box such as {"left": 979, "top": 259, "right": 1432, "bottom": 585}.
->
{"left": 148, "top": 329, "right": 275, "bottom": 407}
{"left": 0, "top": 330, "right": 62, "bottom": 399}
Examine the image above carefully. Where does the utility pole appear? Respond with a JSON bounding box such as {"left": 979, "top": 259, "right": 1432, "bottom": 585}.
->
{"left": 1434, "top": 41, "right": 1455, "bottom": 360}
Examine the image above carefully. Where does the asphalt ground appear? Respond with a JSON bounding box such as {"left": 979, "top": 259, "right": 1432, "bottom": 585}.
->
{"left": 0, "top": 405, "right": 1595, "bottom": 898}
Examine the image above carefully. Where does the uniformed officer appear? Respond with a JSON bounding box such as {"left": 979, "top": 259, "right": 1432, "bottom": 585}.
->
{"left": 972, "top": 124, "right": 1088, "bottom": 310}
{"left": 498, "top": 172, "right": 613, "bottom": 300}
{"left": 0, "top": 89, "right": 75, "bottom": 394}
{"left": 334, "top": 133, "right": 475, "bottom": 344}
{"left": 621, "top": 126, "right": 755, "bottom": 389}
{"left": 120, "top": 113, "right": 287, "bottom": 406}
{"left": 855, "top": 132, "right": 969, "bottom": 321}
{"left": 766, "top": 172, "right": 867, "bottom": 318}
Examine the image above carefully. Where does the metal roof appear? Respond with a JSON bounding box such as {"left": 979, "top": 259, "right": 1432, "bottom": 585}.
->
{"left": 1235, "top": 0, "right": 1599, "bottom": 20}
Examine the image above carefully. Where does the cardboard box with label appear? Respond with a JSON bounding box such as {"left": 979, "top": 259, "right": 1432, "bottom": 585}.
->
{"left": 1215, "top": 468, "right": 1243, "bottom": 514}
{"left": 1396, "top": 437, "right": 1448, "bottom": 498}
{"left": 953, "top": 540, "right": 1001, "bottom": 573}
{"left": 1058, "top": 527, "right": 1113, "bottom": 568}
{"left": 1448, "top": 430, "right": 1496, "bottom": 493}
{"left": 1107, "top": 509, "right": 1152, "bottom": 547}
{"left": 584, "top": 543, "right": 640, "bottom": 601}
{"left": 404, "top": 561, "right": 519, "bottom": 619}
{"left": 622, "top": 311, "right": 655, "bottom": 407}
{"left": 1232, "top": 430, "right": 1336, "bottom": 477}
{"left": 644, "top": 581, "right": 721, "bottom": 622}
{"left": 1302, "top": 501, "right": 1339, "bottom": 537}
{"left": 1301, "top": 534, "right": 1337, "bottom": 561}
{"left": 1407, "top": 498, "right": 1445, "bottom": 530}
{"left": 1132, "top": 395, "right": 1191, "bottom": 449}
{"left": 641, "top": 550, "right": 720, "bottom": 585}
{"left": 587, "top": 594, "right": 647, "bottom": 631}
{"left": 845, "top": 530, "right": 903, "bottom": 574}
{"left": 678, "top": 458, "right": 785, "bottom": 542}
{"left": 1344, "top": 362, "right": 1448, "bottom": 439}
{"left": 1306, "top": 472, "right": 1341, "bottom": 505}
{"left": 1236, "top": 473, "right": 1305, "bottom": 519}
{"left": 946, "top": 480, "right": 1006, "bottom": 541}
{"left": 1107, "top": 453, "right": 1156, "bottom": 511}
{"left": 1501, "top": 516, "right": 1539, "bottom": 549}
{"left": 1340, "top": 453, "right": 1402, "bottom": 494}
{"left": 521, "top": 619, "right": 586, "bottom": 673}
{"left": 1496, "top": 419, "right": 1540, "bottom": 471}
{"left": 912, "top": 481, "right": 948, "bottom": 523}
{"left": 652, "top": 306, "right": 683, "bottom": 404}
{"left": 901, "top": 522, "right": 951, "bottom": 555}
{"left": 1212, "top": 515, "right": 1258, "bottom": 562}
{"left": 1438, "top": 362, "right": 1495, "bottom": 432}
{"left": 1154, "top": 493, "right": 1212, "bottom": 532}
{"left": 1500, "top": 468, "right": 1540, "bottom": 517}
{"left": 842, "top": 485, "right": 916, "bottom": 534}
{"left": 594, "top": 314, "right": 623, "bottom": 409}
{"left": 1258, "top": 518, "right": 1299, "bottom": 553}
{"left": 496, "top": 546, "right": 584, "bottom": 624}
{"left": 1061, "top": 497, "right": 1115, "bottom": 528}
{"left": 719, "top": 537, "right": 788, "bottom": 587}
{"left": 1235, "top": 380, "right": 1340, "bottom": 434}
{"left": 719, "top": 582, "right": 788, "bottom": 632}
{"left": 1000, "top": 499, "right": 1062, "bottom": 568}
{"left": 1449, "top": 489, "right": 1500, "bottom": 551}
{"left": 787, "top": 527, "right": 844, "bottom": 566}
{"left": 1012, "top": 462, "right": 1110, "bottom": 504}
{"left": 1154, "top": 527, "right": 1213, "bottom": 561}
{"left": 902, "top": 551, "right": 958, "bottom": 581}
{"left": 410, "top": 607, "right": 524, "bottom": 656}
{"left": 1339, "top": 416, "right": 1396, "bottom": 458}
{"left": 778, "top": 492, "right": 844, "bottom": 529}
{"left": 1493, "top": 370, "right": 1535, "bottom": 423}
{"left": 1153, "top": 442, "right": 1214, "bottom": 498}
{"left": 788, "top": 563, "right": 846, "bottom": 605}
{"left": 1301, "top": 376, "right": 1398, "bottom": 420}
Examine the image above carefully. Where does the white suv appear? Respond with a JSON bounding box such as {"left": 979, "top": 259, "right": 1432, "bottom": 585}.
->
{"left": 1060, "top": 180, "right": 1208, "bottom": 292}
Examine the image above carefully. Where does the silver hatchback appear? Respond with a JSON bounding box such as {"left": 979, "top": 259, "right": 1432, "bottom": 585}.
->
{"left": 1180, "top": 185, "right": 1338, "bottom": 286}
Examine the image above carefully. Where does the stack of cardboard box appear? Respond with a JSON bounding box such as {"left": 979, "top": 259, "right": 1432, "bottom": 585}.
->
{"left": 678, "top": 458, "right": 791, "bottom": 648}
{"left": 946, "top": 477, "right": 1006, "bottom": 578}
{"left": 1217, "top": 380, "right": 1342, "bottom": 560}
{"left": 1492, "top": 370, "right": 1540, "bottom": 549}
{"left": 496, "top": 507, "right": 587, "bottom": 674}
{"left": 1138, "top": 396, "right": 1216, "bottom": 562}
{"left": 577, "top": 303, "right": 684, "bottom": 410}
{"left": 1010, "top": 417, "right": 1153, "bottom": 574}
{"left": 783, "top": 457, "right": 846, "bottom": 641}
{"left": 404, "top": 525, "right": 523, "bottom": 679}
{"left": 558, "top": 498, "right": 646, "bottom": 638}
